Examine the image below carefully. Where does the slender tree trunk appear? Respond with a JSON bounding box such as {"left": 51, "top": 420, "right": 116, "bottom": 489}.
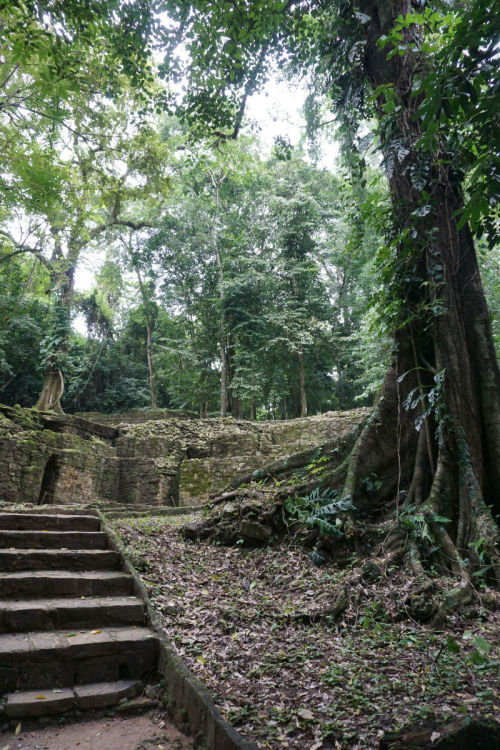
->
{"left": 298, "top": 348, "right": 307, "bottom": 418}
{"left": 145, "top": 318, "right": 157, "bottom": 409}
{"left": 135, "top": 266, "right": 158, "bottom": 409}
{"left": 210, "top": 170, "right": 228, "bottom": 418}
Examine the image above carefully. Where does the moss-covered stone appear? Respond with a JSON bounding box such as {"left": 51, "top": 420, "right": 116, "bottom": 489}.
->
{"left": 0, "top": 404, "right": 368, "bottom": 508}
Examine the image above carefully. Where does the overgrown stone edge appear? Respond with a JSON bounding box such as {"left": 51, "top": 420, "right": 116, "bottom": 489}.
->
{"left": 97, "top": 510, "right": 258, "bottom": 750}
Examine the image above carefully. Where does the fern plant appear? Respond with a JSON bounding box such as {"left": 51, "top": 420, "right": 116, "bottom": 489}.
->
{"left": 306, "top": 487, "right": 355, "bottom": 537}
{"left": 285, "top": 487, "right": 355, "bottom": 538}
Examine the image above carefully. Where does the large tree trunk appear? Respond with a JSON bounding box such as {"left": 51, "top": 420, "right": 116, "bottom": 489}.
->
{"left": 135, "top": 266, "right": 158, "bottom": 409}
{"left": 35, "top": 370, "right": 64, "bottom": 413}
{"left": 35, "top": 264, "right": 74, "bottom": 414}
{"left": 341, "top": 0, "right": 500, "bottom": 591}
{"left": 209, "top": 170, "right": 229, "bottom": 418}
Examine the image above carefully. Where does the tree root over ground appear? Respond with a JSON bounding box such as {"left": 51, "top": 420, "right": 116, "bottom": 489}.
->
{"left": 184, "top": 385, "right": 500, "bottom": 628}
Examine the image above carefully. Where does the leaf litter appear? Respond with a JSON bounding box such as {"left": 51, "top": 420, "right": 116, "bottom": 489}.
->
{"left": 114, "top": 515, "right": 499, "bottom": 750}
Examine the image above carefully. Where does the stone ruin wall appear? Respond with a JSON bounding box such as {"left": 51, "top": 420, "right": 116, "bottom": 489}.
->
{"left": 0, "top": 407, "right": 119, "bottom": 506}
{"left": 0, "top": 405, "right": 368, "bottom": 508}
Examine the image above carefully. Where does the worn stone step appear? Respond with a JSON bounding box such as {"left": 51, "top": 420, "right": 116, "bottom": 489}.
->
{"left": 0, "top": 571, "right": 133, "bottom": 598}
{"left": 104, "top": 505, "right": 200, "bottom": 519}
{"left": 0, "top": 513, "right": 100, "bottom": 531}
{"left": 1, "top": 505, "right": 97, "bottom": 516}
{"left": 3, "top": 680, "right": 142, "bottom": 718}
{"left": 0, "top": 530, "right": 107, "bottom": 549}
{"left": 0, "top": 596, "right": 145, "bottom": 633}
{"left": 0, "top": 627, "right": 159, "bottom": 693}
{"left": 0, "top": 549, "right": 121, "bottom": 572}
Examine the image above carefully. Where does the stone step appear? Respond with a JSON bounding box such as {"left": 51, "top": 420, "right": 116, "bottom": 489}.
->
{"left": 3, "top": 679, "right": 142, "bottom": 718}
{"left": 1, "top": 505, "right": 97, "bottom": 516}
{"left": 0, "top": 549, "right": 121, "bottom": 572}
{"left": 0, "top": 571, "right": 133, "bottom": 598}
{"left": 0, "top": 596, "right": 145, "bottom": 633}
{"left": 104, "top": 505, "right": 200, "bottom": 519}
{"left": 0, "top": 513, "right": 100, "bottom": 531}
{"left": 0, "top": 530, "right": 107, "bottom": 549}
{"left": 0, "top": 627, "right": 159, "bottom": 693}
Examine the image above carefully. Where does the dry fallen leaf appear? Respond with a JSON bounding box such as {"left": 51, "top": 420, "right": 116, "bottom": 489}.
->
{"left": 35, "top": 695, "right": 46, "bottom": 700}
{"left": 297, "top": 708, "right": 314, "bottom": 721}
{"left": 15, "top": 723, "right": 22, "bottom": 736}
{"left": 91, "top": 629, "right": 101, "bottom": 634}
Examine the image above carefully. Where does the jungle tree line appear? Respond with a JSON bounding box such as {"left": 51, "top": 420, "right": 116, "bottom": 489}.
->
{"left": 0, "top": 0, "right": 391, "bottom": 418}
{"left": 1, "top": 117, "right": 388, "bottom": 416}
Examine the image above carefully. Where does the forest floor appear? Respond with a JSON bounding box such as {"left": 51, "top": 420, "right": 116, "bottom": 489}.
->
{"left": 114, "top": 514, "right": 500, "bottom": 750}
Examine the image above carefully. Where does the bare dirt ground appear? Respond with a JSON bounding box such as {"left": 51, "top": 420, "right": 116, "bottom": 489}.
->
{"left": 0, "top": 710, "right": 192, "bottom": 750}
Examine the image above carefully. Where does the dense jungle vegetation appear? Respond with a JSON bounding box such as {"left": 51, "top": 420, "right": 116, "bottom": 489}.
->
{"left": 1, "top": 0, "right": 499, "bottom": 621}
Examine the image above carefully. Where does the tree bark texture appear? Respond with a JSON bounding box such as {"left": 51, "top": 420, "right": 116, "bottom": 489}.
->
{"left": 210, "top": 171, "right": 228, "bottom": 418}
{"left": 135, "top": 266, "right": 158, "bottom": 409}
{"left": 35, "top": 263, "right": 74, "bottom": 414}
{"left": 298, "top": 348, "right": 308, "bottom": 418}
{"left": 35, "top": 370, "right": 64, "bottom": 413}
{"left": 342, "top": 0, "right": 500, "bottom": 584}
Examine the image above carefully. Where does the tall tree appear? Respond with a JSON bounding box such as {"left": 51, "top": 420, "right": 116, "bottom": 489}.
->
{"left": 0, "top": 103, "right": 170, "bottom": 411}
{"left": 158, "top": 0, "right": 500, "bottom": 607}
{"left": 0, "top": 0, "right": 166, "bottom": 411}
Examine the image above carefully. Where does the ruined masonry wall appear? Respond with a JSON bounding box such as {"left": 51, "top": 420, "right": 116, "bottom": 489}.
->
{"left": 0, "top": 405, "right": 367, "bottom": 507}
{"left": 0, "top": 407, "right": 119, "bottom": 505}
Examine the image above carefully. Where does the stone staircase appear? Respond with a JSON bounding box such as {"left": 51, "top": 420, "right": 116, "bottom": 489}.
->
{"left": 0, "top": 511, "right": 159, "bottom": 719}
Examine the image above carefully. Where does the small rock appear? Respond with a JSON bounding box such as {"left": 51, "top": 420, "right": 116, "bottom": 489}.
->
{"left": 331, "top": 587, "right": 348, "bottom": 617}
{"left": 144, "top": 685, "right": 157, "bottom": 699}
{"left": 360, "top": 561, "right": 381, "bottom": 582}
{"left": 115, "top": 698, "right": 157, "bottom": 714}
{"left": 240, "top": 519, "right": 272, "bottom": 542}
{"left": 481, "top": 590, "right": 497, "bottom": 610}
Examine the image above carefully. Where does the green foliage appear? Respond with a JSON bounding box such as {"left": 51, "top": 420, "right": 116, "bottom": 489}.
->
{"left": 285, "top": 486, "right": 355, "bottom": 556}
{"left": 2, "top": 0, "right": 498, "bottom": 422}
{"left": 400, "top": 368, "right": 446, "bottom": 435}
{"left": 383, "top": 2, "right": 500, "bottom": 246}
{"left": 399, "top": 503, "right": 451, "bottom": 545}
{"left": 39, "top": 300, "right": 71, "bottom": 371}
{"left": 0, "top": 256, "right": 48, "bottom": 404}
